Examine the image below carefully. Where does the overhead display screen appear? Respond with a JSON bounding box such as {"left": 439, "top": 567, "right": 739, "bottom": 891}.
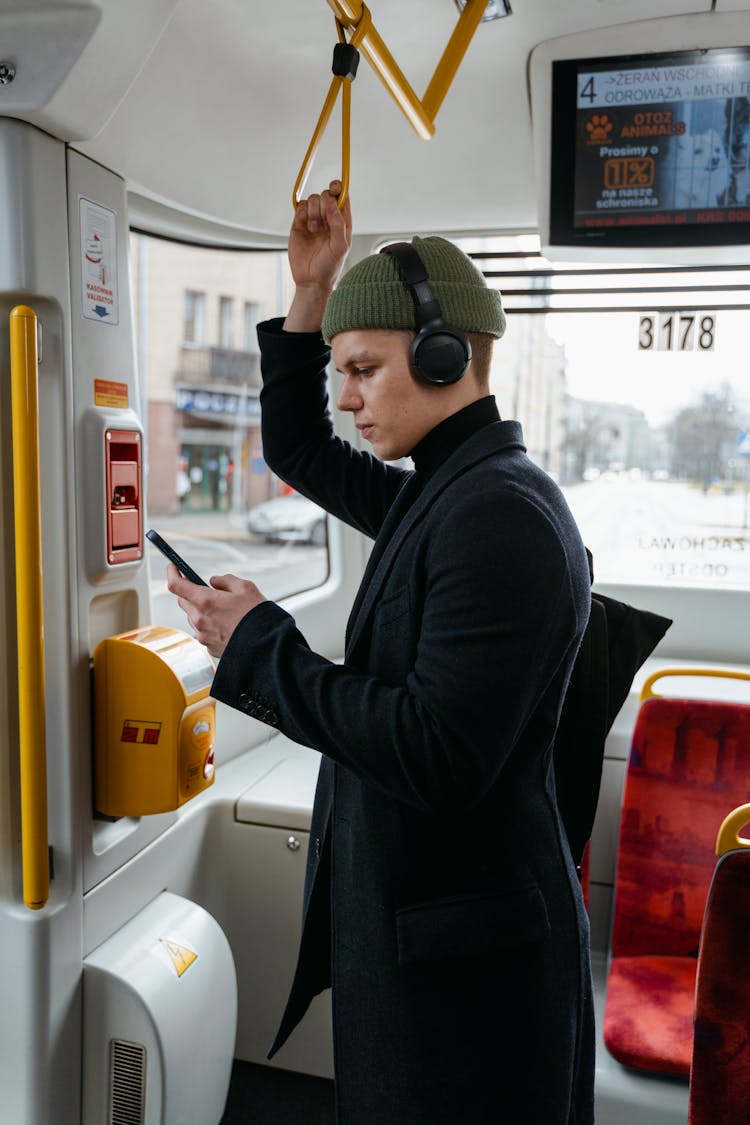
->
{"left": 550, "top": 47, "right": 750, "bottom": 248}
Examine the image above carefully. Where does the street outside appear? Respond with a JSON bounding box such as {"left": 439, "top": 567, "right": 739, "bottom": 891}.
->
{"left": 564, "top": 475, "right": 750, "bottom": 587}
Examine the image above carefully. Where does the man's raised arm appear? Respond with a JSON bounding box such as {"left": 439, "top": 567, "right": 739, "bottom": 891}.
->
{"left": 283, "top": 179, "right": 352, "bottom": 333}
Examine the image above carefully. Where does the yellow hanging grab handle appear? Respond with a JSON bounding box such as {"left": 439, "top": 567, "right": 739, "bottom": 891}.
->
{"left": 295, "top": 0, "right": 489, "bottom": 210}
{"left": 9, "top": 305, "right": 49, "bottom": 910}
{"left": 293, "top": 7, "right": 372, "bottom": 212}
{"left": 716, "top": 803, "right": 750, "bottom": 857}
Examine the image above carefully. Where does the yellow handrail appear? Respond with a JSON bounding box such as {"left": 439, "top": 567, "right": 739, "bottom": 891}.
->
{"left": 422, "top": 0, "right": 489, "bottom": 123}
{"left": 293, "top": 6, "right": 372, "bottom": 211}
{"left": 295, "top": 0, "right": 489, "bottom": 209}
{"left": 325, "top": 1, "right": 434, "bottom": 140}
{"left": 9, "top": 305, "right": 49, "bottom": 910}
{"left": 716, "top": 802, "right": 750, "bottom": 857}
{"left": 640, "top": 666, "right": 750, "bottom": 702}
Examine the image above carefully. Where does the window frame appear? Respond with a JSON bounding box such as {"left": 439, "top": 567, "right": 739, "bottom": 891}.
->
{"left": 183, "top": 288, "right": 206, "bottom": 346}
{"left": 218, "top": 295, "right": 234, "bottom": 348}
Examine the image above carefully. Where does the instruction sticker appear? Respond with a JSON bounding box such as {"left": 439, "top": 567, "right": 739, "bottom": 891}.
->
{"left": 80, "top": 197, "right": 119, "bottom": 325}
{"left": 157, "top": 938, "right": 198, "bottom": 978}
{"left": 94, "top": 379, "right": 129, "bottom": 409}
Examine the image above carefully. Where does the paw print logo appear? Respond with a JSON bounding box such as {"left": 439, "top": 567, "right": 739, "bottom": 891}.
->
{"left": 585, "top": 114, "right": 613, "bottom": 144}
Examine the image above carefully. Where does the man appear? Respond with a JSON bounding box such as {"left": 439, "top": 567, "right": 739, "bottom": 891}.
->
{"left": 168, "top": 182, "right": 595, "bottom": 1124}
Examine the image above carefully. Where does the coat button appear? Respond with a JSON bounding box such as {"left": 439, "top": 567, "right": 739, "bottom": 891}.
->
{"left": 314, "top": 836, "right": 321, "bottom": 859}
{"left": 238, "top": 693, "right": 250, "bottom": 708}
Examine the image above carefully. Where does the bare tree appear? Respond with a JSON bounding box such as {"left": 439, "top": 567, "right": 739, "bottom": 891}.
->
{"left": 669, "top": 384, "right": 740, "bottom": 492}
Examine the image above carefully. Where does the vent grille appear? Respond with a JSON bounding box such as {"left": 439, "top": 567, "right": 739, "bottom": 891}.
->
{"left": 466, "top": 238, "right": 750, "bottom": 315}
{"left": 109, "top": 1039, "right": 146, "bottom": 1125}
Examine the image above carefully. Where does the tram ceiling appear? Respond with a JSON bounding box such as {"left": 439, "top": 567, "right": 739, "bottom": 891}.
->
{"left": 1, "top": 0, "right": 717, "bottom": 238}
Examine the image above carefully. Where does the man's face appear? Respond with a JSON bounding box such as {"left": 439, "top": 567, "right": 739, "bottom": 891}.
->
{"left": 332, "top": 329, "right": 452, "bottom": 462}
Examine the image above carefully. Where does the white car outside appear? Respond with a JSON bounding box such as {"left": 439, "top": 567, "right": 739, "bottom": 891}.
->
{"left": 247, "top": 495, "right": 327, "bottom": 545}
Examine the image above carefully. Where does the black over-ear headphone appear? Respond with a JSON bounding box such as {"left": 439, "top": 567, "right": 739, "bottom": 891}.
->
{"left": 380, "top": 242, "right": 471, "bottom": 386}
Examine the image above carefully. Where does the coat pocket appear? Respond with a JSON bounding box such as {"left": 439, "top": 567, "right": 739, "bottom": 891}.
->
{"left": 395, "top": 886, "right": 550, "bottom": 966}
{"left": 373, "top": 585, "right": 411, "bottom": 628}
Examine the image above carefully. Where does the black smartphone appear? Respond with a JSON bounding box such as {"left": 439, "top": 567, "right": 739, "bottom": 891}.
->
{"left": 145, "top": 528, "right": 208, "bottom": 586}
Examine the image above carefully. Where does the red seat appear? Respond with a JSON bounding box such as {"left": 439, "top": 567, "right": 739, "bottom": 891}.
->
{"left": 689, "top": 803, "right": 750, "bottom": 1125}
{"left": 603, "top": 668, "right": 750, "bottom": 1078}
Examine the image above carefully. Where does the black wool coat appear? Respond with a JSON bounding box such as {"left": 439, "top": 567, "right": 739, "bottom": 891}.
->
{"left": 211, "top": 320, "right": 596, "bottom": 1125}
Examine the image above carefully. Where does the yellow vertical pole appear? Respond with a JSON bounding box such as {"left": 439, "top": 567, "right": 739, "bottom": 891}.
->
{"left": 9, "top": 305, "right": 49, "bottom": 910}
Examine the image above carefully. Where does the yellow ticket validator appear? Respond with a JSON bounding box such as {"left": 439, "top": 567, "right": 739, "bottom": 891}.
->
{"left": 94, "top": 626, "right": 216, "bottom": 816}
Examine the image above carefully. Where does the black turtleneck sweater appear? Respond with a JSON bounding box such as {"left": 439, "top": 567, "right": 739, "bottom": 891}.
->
{"left": 355, "top": 396, "right": 502, "bottom": 588}
{"left": 409, "top": 395, "right": 501, "bottom": 480}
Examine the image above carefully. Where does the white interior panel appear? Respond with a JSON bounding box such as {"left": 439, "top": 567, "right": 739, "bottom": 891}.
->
{"left": 58, "top": 0, "right": 713, "bottom": 238}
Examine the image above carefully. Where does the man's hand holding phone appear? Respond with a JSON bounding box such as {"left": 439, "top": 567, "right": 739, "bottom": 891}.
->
{"left": 147, "top": 527, "right": 267, "bottom": 656}
{"left": 166, "top": 567, "right": 268, "bottom": 659}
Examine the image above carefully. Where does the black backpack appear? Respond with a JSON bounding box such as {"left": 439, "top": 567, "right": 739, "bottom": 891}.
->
{"left": 553, "top": 554, "right": 673, "bottom": 866}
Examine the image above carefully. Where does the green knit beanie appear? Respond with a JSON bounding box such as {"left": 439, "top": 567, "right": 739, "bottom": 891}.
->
{"left": 321, "top": 236, "right": 506, "bottom": 344}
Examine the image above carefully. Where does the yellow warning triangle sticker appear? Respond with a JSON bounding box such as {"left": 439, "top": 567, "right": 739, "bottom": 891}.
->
{"left": 159, "top": 938, "right": 198, "bottom": 978}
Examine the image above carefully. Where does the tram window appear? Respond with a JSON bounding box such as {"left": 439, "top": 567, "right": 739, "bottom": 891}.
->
{"left": 130, "top": 234, "right": 329, "bottom": 630}
{"left": 460, "top": 236, "right": 750, "bottom": 590}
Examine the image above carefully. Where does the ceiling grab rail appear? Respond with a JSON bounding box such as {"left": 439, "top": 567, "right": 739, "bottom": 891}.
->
{"left": 293, "top": 8, "right": 372, "bottom": 211}
{"left": 9, "top": 305, "right": 49, "bottom": 910}
{"left": 294, "top": 0, "right": 489, "bottom": 210}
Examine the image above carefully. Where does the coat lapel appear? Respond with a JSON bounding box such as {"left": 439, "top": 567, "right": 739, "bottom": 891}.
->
{"left": 345, "top": 420, "right": 525, "bottom": 660}
{"left": 344, "top": 472, "right": 423, "bottom": 652}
